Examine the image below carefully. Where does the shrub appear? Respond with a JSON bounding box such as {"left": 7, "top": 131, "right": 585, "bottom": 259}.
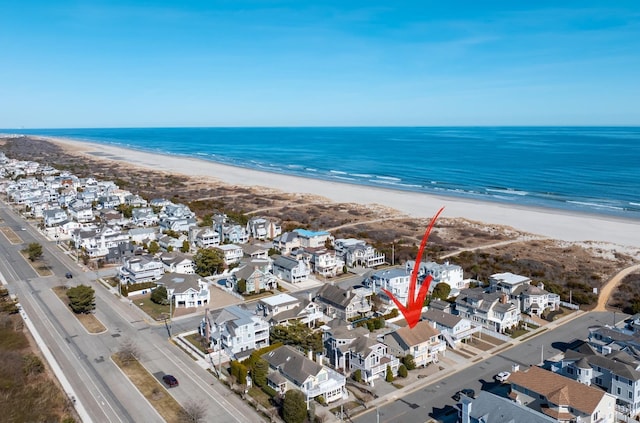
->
{"left": 398, "top": 364, "right": 408, "bottom": 378}
{"left": 352, "top": 369, "right": 362, "bottom": 383}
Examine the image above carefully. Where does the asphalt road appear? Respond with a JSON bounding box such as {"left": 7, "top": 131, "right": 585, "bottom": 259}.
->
{"left": 0, "top": 202, "right": 263, "bottom": 423}
{"left": 353, "top": 310, "right": 622, "bottom": 423}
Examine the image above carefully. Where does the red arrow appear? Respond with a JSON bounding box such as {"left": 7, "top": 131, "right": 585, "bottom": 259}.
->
{"left": 382, "top": 206, "right": 445, "bottom": 329}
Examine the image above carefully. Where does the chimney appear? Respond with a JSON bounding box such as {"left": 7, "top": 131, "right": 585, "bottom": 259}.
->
{"left": 316, "top": 352, "right": 323, "bottom": 365}
{"left": 308, "top": 349, "right": 313, "bottom": 361}
{"left": 500, "top": 293, "right": 508, "bottom": 304}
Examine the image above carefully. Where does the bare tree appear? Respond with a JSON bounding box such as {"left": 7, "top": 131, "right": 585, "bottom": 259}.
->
{"left": 178, "top": 400, "right": 207, "bottom": 423}
{"left": 117, "top": 339, "right": 140, "bottom": 366}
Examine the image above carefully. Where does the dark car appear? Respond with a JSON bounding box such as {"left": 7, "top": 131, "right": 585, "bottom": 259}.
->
{"left": 453, "top": 389, "right": 475, "bottom": 401}
{"left": 65, "top": 272, "right": 73, "bottom": 279}
{"left": 162, "top": 374, "right": 179, "bottom": 388}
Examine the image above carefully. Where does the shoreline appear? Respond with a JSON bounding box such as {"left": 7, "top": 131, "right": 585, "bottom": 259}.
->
{"left": 30, "top": 135, "right": 640, "bottom": 248}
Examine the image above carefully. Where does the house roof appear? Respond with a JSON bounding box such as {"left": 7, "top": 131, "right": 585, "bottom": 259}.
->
{"left": 462, "top": 391, "right": 556, "bottom": 423}
{"left": 273, "top": 255, "right": 301, "bottom": 270}
{"left": 316, "top": 284, "right": 355, "bottom": 309}
{"left": 509, "top": 366, "right": 608, "bottom": 415}
{"left": 389, "top": 320, "right": 440, "bottom": 349}
{"left": 157, "top": 273, "right": 201, "bottom": 294}
{"left": 262, "top": 345, "right": 323, "bottom": 386}
{"left": 422, "top": 309, "right": 463, "bottom": 329}
{"left": 261, "top": 293, "right": 298, "bottom": 307}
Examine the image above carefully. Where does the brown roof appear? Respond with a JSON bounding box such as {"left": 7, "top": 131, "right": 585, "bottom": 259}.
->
{"left": 509, "top": 366, "right": 607, "bottom": 415}
{"left": 392, "top": 320, "right": 440, "bottom": 347}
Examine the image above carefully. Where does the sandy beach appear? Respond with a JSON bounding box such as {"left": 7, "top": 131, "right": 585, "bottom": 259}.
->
{"left": 45, "top": 136, "right": 640, "bottom": 249}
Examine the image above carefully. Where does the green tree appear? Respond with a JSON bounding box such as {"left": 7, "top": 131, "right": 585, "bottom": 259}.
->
{"left": 151, "top": 285, "right": 169, "bottom": 305}
{"left": 252, "top": 358, "right": 268, "bottom": 388}
{"left": 431, "top": 282, "right": 452, "bottom": 301}
{"left": 148, "top": 241, "right": 160, "bottom": 254}
{"left": 116, "top": 204, "right": 134, "bottom": 218}
{"left": 282, "top": 389, "right": 307, "bottom": 423}
{"left": 385, "top": 365, "right": 394, "bottom": 382}
{"left": 194, "top": 248, "right": 225, "bottom": 276}
{"left": 181, "top": 240, "right": 190, "bottom": 253}
{"left": 352, "top": 369, "right": 362, "bottom": 383}
{"left": 66, "top": 285, "right": 96, "bottom": 314}
{"left": 236, "top": 279, "right": 247, "bottom": 295}
{"left": 398, "top": 364, "right": 408, "bottom": 378}
{"left": 402, "top": 354, "right": 416, "bottom": 371}
{"left": 229, "top": 360, "right": 248, "bottom": 384}
{"left": 270, "top": 321, "right": 323, "bottom": 353}
{"left": 26, "top": 242, "right": 43, "bottom": 261}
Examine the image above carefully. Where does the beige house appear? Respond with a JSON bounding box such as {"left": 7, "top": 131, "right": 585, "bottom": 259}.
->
{"left": 509, "top": 366, "right": 616, "bottom": 423}
{"left": 383, "top": 320, "right": 446, "bottom": 367}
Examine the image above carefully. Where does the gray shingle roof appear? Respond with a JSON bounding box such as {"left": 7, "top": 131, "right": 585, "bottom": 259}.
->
{"left": 262, "top": 345, "right": 322, "bottom": 386}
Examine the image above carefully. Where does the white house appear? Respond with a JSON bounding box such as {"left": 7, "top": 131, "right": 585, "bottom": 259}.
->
{"left": 214, "top": 244, "right": 244, "bottom": 266}
{"left": 406, "top": 260, "right": 466, "bottom": 296}
{"left": 159, "top": 253, "right": 195, "bottom": 274}
{"left": 201, "top": 305, "right": 270, "bottom": 358}
{"left": 157, "top": 273, "right": 209, "bottom": 308}
{"left": 455, "top": 288, "right": 520, "bottom": 333}
{"left": 272, "top": 255, "right": 310, "bottom": 284}
{"left": 119, "top": 255, "right": 165, "bottom": 284}
{"left": 263, "top": 345, "right": 347, "bottom": 408}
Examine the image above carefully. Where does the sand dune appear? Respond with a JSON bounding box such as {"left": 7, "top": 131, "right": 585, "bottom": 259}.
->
{"left": 47, "top": 136, "right": 640, "bottom": 249}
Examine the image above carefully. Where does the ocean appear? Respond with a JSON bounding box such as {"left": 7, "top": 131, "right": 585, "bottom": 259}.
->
{"left": 4, "top": 127, "right": 640, "bottom": 219}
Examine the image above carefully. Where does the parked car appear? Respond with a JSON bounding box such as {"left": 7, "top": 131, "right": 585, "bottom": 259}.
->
{"left": 495, "top": 371, "right": 511, "bottom": 382}
{"left": 162, "top": 374, "right": 179, "bottom": 388}
{"left": 65, "top": 272, "right": 73, "bottom": 279}
{"left": 453, "top": 388, "right": 476, "bottom": 401}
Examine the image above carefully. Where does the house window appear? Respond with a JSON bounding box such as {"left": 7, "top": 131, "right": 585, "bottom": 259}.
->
{"left": 618, "top": 387, "right": 621, "bottom": 395}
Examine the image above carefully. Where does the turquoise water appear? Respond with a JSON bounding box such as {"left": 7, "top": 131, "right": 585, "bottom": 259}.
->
{"left": 4, "top": 127, "right": 640, "bottom": 219}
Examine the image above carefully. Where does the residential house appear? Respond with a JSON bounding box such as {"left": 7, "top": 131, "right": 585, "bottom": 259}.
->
{"left": 156, "top": 273, "right": 209, "bottom": 308}
{"left": 455, "top": 288, "right": 520, "bottom": 333}
{"left": 366, "top": 268, "right": 412, "bottom": 306}
{"left": 97, "top": 195, "right": 121, "bottom": 209}
{"left": 304, "top": 247, "right": 343, "bottom": 278}
{"left": 158, "top": 216, "right": 197, "bottom": 233}
{"left": 230, "top": 262, "right": 278, "bottom": 294}
{"left": 159, "top": 253, "right": 195, "bottom": 274}
{"left": 220, "top": 224, "right": 249, "bottom": 244}
{"left": 158, "top": 234, "right": 188, "bottom": 252}
{"left": 124, "top": 194, "right": 148, "bottom": 207}
{"left": 271, "top": 255, "right": 310, "bottom": 284}
{"left": 263, "top": 345, "right": 347, "bottom": 407}
{"left": 242, "top": 244, "right": 269, "bottom": 261}
{"left": 587, "top": 326, "right": 640, "bottom": 355}
{"left": 119, "top": 255, "right": 164, "bottom": 284}
{"left": 422, "top": 309, "right": 478, "bottom": 348}
{"left": 489, "top": 272, "right": 560, "bottom": 317}
{"left": 67, "top": 200, "right": 94, "bottom": 223}
{"left": 201, "top": 305, "right": 270, "bottom": 359}
{"left": 43, "top": 208, "right": 68, "bottom": 227}
{"left": 459, "top": 391, "right": 558, "bottom": 423}
{"left": 131, "top": 207, "right": 159, "bottom": 227}
{"left": 315, "top": 284, "right": 371, "bottom": 321}
{"left": 346, "top": 336, "right": 400, "bottom": 383}
{"left": 513, "top": 282, "right": 560, "bottom": 317}
{"left": 215, "top": 244, "right": 244, "bottom": 266}
{"left": 256, "top": 293, "right": 323, "bottom": 326}
{"left": 383, "top": 320, "right": 446, "bottom": 368}
{"left": 509, "top": 365, "right": 616, "bottom": 423}
{"left": 295, "top": 229, "right": 332, "bottom": 248}
{"left": 128, "top": 227, "right": 157, "bottom": 244}
{"left": 334, "top": 238, "right": 385, "bottom": 268}
{"left": 163, "top": 203, "right": 195, "bottom": 219}
{"left": 272, "top": 231, "right": 301, "bottom": 254}
{"left": 406, "top": 260, "right": 467, "bottom": 297}
{"left": 246, "top": 217, "right": 281, "bottom": 240}
{"left": 552, "top": 340, "right": 640, "bottom": 417}
{"left": 191, "top": 227, "right": 220, "bottom": 249}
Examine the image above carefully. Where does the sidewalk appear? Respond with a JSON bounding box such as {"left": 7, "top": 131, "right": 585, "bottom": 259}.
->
{"left": 349, "top": 309, "right": 585, "bottom": 420}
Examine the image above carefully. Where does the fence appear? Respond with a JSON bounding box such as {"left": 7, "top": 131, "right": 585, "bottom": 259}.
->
{"left": 559, "top": 301, "right": 580, "bottom": 310}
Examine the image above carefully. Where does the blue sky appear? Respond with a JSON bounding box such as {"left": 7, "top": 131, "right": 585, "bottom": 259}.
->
{"left": 1, "top": 1, "right": 639, "bottom": 127}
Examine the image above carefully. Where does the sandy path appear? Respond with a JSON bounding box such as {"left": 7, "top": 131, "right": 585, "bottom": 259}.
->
{"left": 594, "top": 263, "right": 640, "bottom": 311}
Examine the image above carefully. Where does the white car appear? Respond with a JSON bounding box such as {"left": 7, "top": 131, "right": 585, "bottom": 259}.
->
{"left": 495, "top": 371, "right": 511, "bottom": 382}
